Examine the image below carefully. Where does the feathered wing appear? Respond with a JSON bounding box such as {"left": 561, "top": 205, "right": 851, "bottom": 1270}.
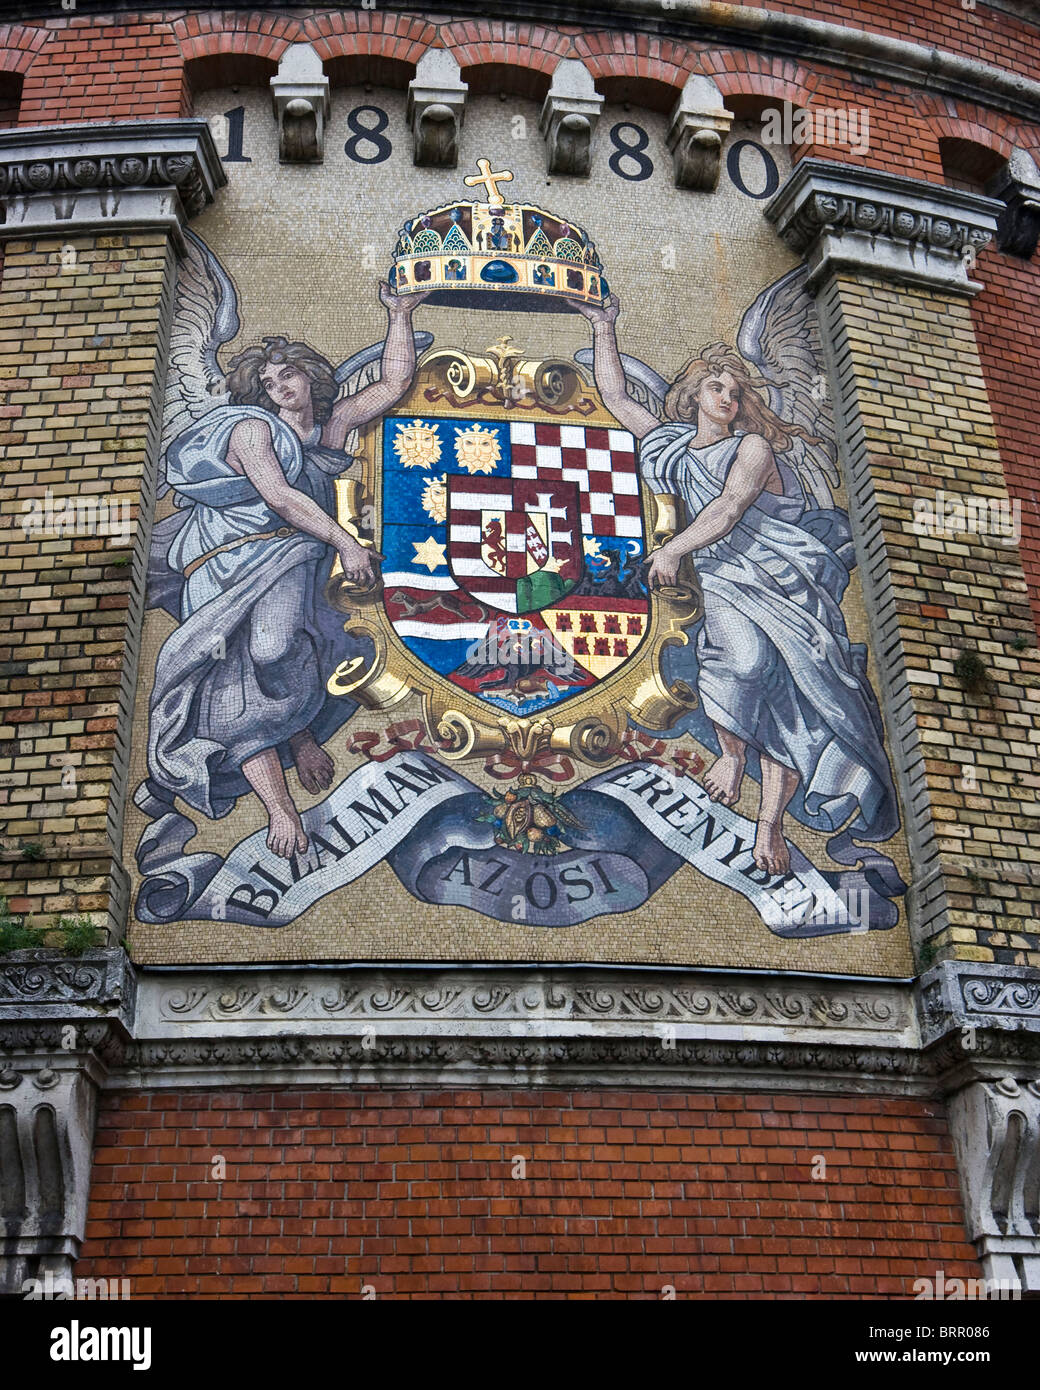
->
{"left": 574, "top": 347, "right": 669, "bottom": 421}
{"left": 737, "top": 265, "right": 839, "bottom": 509}
{"left": 158, "top": 227, "right": 242, "bottom": 494}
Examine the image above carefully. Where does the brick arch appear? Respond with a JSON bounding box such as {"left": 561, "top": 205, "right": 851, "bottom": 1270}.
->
{"left": 302, "top": 11, "right": 437, "bottom": 68}
{"left": 0, "top": 23, "right": 49, "bottom": 74}
{"left": 697, "top": 50, "right": 817, "bottom": 112}
{"left": 438, "top": 20, "right": 571, "bottom": 77}
{"left": 919, "top": 113, "right": 1017, "bottom": 164}
{"left": 170, "top": 14, "right": 304, "bottom": 65}
{"left": 570, "top": 30, "right": 694, "bottom": 93}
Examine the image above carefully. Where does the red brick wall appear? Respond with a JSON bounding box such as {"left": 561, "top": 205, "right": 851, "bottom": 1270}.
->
{"left": 972, "top": 246, "right": 1040, "bottom": 633}
{"left": 75, "top": 1088, "right": 979, "bottom": 1298}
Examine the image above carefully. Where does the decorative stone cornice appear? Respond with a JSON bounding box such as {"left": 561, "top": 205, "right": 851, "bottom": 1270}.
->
{"left": 0, "top": 119, "right": 225, "bottom": 250}
{"left": 143, "top": 966, "right": 913, "bottom": 1038}
{"left": 766, "top": 158, "right": 1001, "bottom": 295}
{"left": 0, "top": 948, "right": 136, "bottom": 1030}
{"left": 105, "top": 964, "right": 925, "bottom": 1092}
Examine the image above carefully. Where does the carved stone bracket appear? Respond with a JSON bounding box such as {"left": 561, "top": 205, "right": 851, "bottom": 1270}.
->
{"left": 0, "top": 119, "right": 225, "bottom": 251}
{"left": 0, "top": 949, "right": 134, "bottom": 1296}
{"left": 667, "top": 75, "right": 732, "bottom": 192}
{"left": 407, "top": 48, "right": 468, "bottom": 168}
{"left": 539, "top": 59, "right": 603, "bottom": 177}
{"left": 766, "top": 157, "right": 1000, "bottom": 294}
{"left": 987, "top": 147, "right": 1040, "bottom": 259}
{"left": 947, "top": 1074, "right": 1040, "bottom": 1293}
{"left": 270, "top": 43, "right": 330, "bottom": 164}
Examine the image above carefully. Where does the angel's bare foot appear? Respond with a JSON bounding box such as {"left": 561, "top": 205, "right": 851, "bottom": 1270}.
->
{"left": 753, "top": 821, "right": 790, "bottom": 877}
{"left": 290, "top": 729, "right": 335, "bottom": 794}
{"left": 704, "top": 753, "right": 745, "bottom": 806}
{"left": 267, "top": 805, "right": 309, "bottom": 860}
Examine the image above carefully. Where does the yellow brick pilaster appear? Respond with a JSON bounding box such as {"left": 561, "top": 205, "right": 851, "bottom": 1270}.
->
{"left": 0, "top": 121, "right": 223, "bottom": 942}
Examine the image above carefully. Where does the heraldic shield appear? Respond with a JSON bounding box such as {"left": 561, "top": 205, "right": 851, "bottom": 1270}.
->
{"left": 326, "top": 346, "right": 701, "bottom": 758}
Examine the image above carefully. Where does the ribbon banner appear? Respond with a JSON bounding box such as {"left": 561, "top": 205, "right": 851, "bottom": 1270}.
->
{"left": 134, "top": 756, "right": 904, "bottom": 934}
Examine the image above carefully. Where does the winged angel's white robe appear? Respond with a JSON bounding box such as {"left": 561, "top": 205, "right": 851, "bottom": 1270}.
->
{"left": 641, "top": 424, "right": 899, "bottom": 843}
{"left": 145, "top": 405, "right": 358, "bottom": 819}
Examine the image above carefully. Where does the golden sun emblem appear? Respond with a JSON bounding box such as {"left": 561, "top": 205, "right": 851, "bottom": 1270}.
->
{"left": 394, "top": 419, "right": 442, "bottom": 469}
{"left": 421, "top": 473, "right": 448, "bottom": 524}
{"left": 454, "top": 423, "right": 501, "bottom": 474}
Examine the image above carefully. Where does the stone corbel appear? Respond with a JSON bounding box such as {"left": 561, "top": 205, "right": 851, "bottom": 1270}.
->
{"left": 407, "top": 49, "right": 468, "bottom": 168}
{"left": 986, "top": 147, "right": 1040, "bottom": 259}
{"left": 539, "top": 59, "right": 603, "bottom": 177}
{"left": 766, "top": 157, "right": 1000, "bottom": 294}
{"left": 0, "top": 948, "right": 135, "bottom": 1296}
{"left": 947, "top": 1074, "right": 1040, "bottom": 1294}
{"left": 667, "top": 75, "right": 733, "bottom": 192}
{"left": 271, "top": 43, "right": 330, "bottom": 164}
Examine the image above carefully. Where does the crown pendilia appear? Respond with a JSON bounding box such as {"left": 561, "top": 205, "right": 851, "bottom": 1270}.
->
{"left": 388, "top": 157, "right": 609, "bottom": 314}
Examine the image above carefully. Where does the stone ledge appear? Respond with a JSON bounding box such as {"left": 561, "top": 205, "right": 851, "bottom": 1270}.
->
{"left": 120, "top": 963, "right": 925, "bottom": 1093}
{"left": 766, "top": 158, "right": 1001, "bottom": 295}
{"left": 0, "top": 119, "right": 225, "bottom": 249}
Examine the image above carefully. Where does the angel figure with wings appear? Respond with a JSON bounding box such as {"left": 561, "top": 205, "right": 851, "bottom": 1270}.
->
{"left": 572, "top": 269, "right": 899, "bottom": 879}
{"left": 142, "top": 230, "right": 431, "bottom": 860}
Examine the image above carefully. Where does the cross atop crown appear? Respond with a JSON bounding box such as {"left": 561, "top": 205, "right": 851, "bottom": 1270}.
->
{"left": 463, "top": 158, "right": 514, "bottom": 204}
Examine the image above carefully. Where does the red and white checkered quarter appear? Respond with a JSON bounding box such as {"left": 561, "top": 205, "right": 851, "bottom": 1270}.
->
{"left": 508, "top": 421, "right": 643, "bottom": 540}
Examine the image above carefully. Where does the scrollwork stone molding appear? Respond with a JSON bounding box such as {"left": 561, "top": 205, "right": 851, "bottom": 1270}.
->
{"left": 766, "top": 158, "right": 1001, "bottom": 295}
{"left": 115, "top": 965, "right": 926, "bottom": 1092}
{"left": 0, "top": 948, "right": 137, "bottom": 1025}
{"left": 0, "top": 119, "right": 226, "bottom": 251}
{"left": 917, "top": 961, "right": 1040, "bottom": 1049}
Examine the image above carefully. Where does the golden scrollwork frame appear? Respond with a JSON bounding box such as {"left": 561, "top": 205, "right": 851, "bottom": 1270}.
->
{"left": 325, "top": 348, "right": 701, "bottom": 770}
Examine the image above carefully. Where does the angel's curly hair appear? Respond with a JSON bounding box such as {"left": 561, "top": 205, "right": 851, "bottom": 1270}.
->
{"left": 226, "top": 336, "right": 339, "bottom": 424}
{"left": 664, "top": 342, "right": 820, "bottom": 452}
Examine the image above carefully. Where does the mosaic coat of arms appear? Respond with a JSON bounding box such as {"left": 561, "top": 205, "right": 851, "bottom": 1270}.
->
{"left": 132, "top": 160, "right": 907, "bottom": 939}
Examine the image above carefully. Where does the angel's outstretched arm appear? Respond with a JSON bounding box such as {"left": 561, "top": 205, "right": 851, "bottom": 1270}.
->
{"left": 568, "top": 296, "right": 660, "bottom": 440}
{"left": 324, "top": 282, "right": 430, "bottom": 447}
{"left": 228, "top": 418, "right": 380, "bottom": 585}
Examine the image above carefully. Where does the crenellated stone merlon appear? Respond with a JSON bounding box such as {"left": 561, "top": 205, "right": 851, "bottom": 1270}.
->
{"left": 667, "top": 75, "right": 733, "bottom": 191}
{"left": 407, "top": 49, "right": 468, "bottom": 169}
{"left": 270, "top": 43, "right": 330, "bottom": 164}
{"left": 987, "top": 146, "right": 1040, "bottom": 259}
{"left": 539, "top": 59, "right": 603, "bottom": 177}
